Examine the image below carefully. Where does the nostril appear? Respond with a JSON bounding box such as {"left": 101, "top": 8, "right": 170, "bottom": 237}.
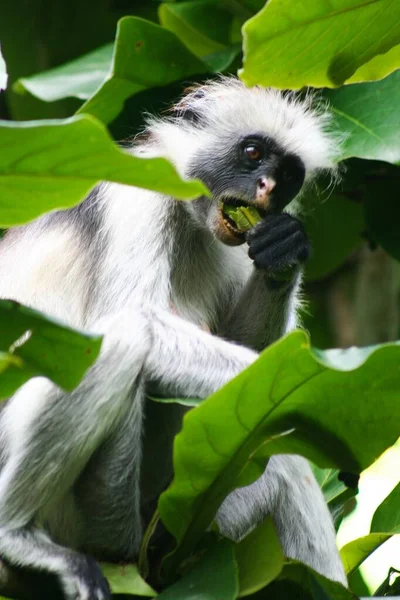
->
{"left": 257, "top": 177, "right": 276, "bottom": 194}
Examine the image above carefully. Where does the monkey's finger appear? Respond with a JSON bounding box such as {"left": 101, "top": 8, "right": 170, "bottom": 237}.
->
{"left": 248, "top": 220, "right": 303, "bottom": 255}
{"left": 250, "top": 230, "right": 308, "bottom": 268}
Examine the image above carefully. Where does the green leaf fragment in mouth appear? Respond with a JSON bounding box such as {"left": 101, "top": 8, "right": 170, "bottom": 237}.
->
{"left": 223, "top": 204, "right": 262, "bottom": 231}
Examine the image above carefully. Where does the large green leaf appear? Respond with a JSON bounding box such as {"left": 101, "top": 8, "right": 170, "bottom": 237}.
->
{"left": 15, "top": 43, "right": 114, "bottom": 103}
{"left": 347, "top": 44, "right": 400, "bottom": 84}
{"left": 235, "top": 517, "right": 284, "bottom": 597}
{"left": 100, "top": 563, "right": 156, "bottom": 597}
{"left": 159, "top": 331, "right": 400, "bottom": 573}
{"left": 340, "top": 534, "right": 391, "bottom": 576}
{"left": 0, "top": 114, "right": 207, "bottom": 226}
{"left": 77, "top": 17, "right": 209, "bottom": 124}
{"left": 157, "top": 540, "right": 238, "bottom": 600}
{"left": 159, "top": 1, "right": 233, "bottom": 58}
{"left": 0, "top": 299, "right": 101, "bottom": 396}
{"left": 326, "top": 71, "right": 400, "bottom": 164}
{"left": 240, "top": 0, "right": 400, "bottom": 89}
{"left": 0, "top": 44, "right": 7, "bottom": 91}
{"left": 371, "top": 480, "right": 400, "bottom": 534}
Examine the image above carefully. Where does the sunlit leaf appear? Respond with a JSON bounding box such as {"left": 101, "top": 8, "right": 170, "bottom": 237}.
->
{"left": 100, "top": 563, "right": 156, "bottom": 597}
{"left": 340, "top": 534, "right": 391, "bottom": 575}
{"left": 0, "top": 114, "right": 207, "bottom": 226}
{"left": 347, "top": 44, "right": 400, "bottom": 84}
{"left": 326, "top": 71, "right": 400, "bottom": 164}
{"left": 371, "top": 480, "right": 400, "bottom": 534}
{"left": 240, "top": 0, "right": 400, "bottom": 88}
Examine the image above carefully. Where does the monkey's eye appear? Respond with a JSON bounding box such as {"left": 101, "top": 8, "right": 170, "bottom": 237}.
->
{"left": 244, "top": 144, "right": 263, "bottom": 162}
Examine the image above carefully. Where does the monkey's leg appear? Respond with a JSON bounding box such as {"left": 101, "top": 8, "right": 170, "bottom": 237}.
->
{"left": 0, "top": 310, "right": 151, "bottom": 600}
{"left": 216, "top": 455, "right": 347, "bottom": 586}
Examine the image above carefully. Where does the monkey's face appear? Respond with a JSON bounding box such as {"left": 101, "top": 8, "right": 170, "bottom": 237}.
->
{"left": 188, "top": 134, "right": 306, "bottom": 246}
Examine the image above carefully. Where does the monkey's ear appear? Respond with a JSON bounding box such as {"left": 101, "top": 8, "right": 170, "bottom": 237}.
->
{"left": 172, "top": 86, "right": 207, "bottom": 124}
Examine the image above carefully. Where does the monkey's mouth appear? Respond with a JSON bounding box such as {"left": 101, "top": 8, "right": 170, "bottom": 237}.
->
{"left": 215, "top": 199, "right": 265, "bottom": 246}
{"left": 220, "top": 199, "right": 265, "bottom": 232}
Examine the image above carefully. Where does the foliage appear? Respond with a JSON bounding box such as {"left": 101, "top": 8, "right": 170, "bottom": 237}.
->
{"left": 0, "top": 114, "right": 205, "bottom": 227}
{"left": 0, "top": 299, "right": 102, "bottom": 396}
{"left": 240, "top": 0, "right": 400, "bottom": 88}
{"left": 0, "top": 0, "right": 399, "bottom": 599}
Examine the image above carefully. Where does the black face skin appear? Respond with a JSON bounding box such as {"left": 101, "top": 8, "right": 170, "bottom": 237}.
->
{"left": 189, "top": 133, "right": 306, "bottom": 215}
{"left": 188, "top": 134, "right": 310, "bottom": 275}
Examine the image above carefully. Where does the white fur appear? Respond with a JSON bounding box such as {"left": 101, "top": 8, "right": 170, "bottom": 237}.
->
{"left": 0, "top": 77, "right": 346, "bottom": 598}
{"left": 145, "top": 78, "right": 339, "bottom": 176}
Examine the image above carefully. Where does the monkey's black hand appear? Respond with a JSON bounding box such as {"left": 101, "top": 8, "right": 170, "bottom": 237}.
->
{"left": 247, "top": 213, "right": 310, "bottom": 273}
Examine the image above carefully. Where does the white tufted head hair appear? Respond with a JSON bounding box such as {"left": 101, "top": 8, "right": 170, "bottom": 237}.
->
{"left": 139, "top": 76, "right": 340, "bottom": 181}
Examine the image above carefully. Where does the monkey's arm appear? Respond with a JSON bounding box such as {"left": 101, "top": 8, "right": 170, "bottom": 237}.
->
{"left": 144, "top": 307, "right": 257, "bottom": 398}
{"left": 219, "top": 213, "right": 308, "bottom": 351}
{"left": 218, "top": 270, "right": 300, "bottom": 351}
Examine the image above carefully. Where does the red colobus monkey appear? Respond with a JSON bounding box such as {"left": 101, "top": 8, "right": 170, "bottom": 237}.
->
{"left": 0, "top": 78, "right": 346, "bottom": 599}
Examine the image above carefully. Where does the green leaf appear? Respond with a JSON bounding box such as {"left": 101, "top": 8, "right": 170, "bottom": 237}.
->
{"left": 347, "top": 44, "right": 400, "bottom": 83}
{"left": 235, "top": 517, "right": 284, "bottom": 597}
{"left": 326, "top": 71, "right": 400, "bottom": 164}
{"left": 149, "top": 395, "right": 202, "bottom": 408}
{"left": 202, "top": 45, "right": 241, "bottom": 71}
{"left": 298, "top": 415, "right": 400, "bottom": 583}
{"left": 0, "top": 299, "right": 101, "bottom": 395}
{"left": 159, "top": 1, "right": 233, "bottom": 58}
{"left": 0, "top": 351, "right": 35, "bottom": 400}
{"left": 304, "top": 192, "right": 364, "bottom": 281}
{"left": 15, "top": 43, "right": 114, "bottom": 102}
{"left": 0, "top": 43, "right": 7, "bottom": 91}
{"left": 240, "top": 0, "right": 400, "bottom": 89}
{"left": 371, "top": 480, "right": 400, "bottom": 534}
{"left": 77, "top": 17, "right": 209, "bottom": 124}
{"left": 312, "top": 467, "right": 348, "bottom": 505}
{"left": 311, "top": 467, "right": 357, "bottom": 527}
{"left": 340, "top": 534, "right": 391, "bottom": 575}
{"left": 100, "top": 563, "right": 156, "bottom": 597}
{"left": 347, "top": 568, "right": 370, "bottom": 597}
{"left": 157, "top": 539, "right": 238, "bottom": 600}
{"left": 159, "top": 330, "right": 400, "bottom": 573}
{"left": 277, "top": 562, "right": 355, "bottom": 599}
{"left": 374, "top": 567, "right": 400, "bottom": 596}
{"left": 0, "top": 114, "right": 207, "bottom": 227}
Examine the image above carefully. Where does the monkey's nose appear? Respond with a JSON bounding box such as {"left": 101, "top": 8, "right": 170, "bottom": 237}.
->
{"left": 255, "top": 177, "right": 276, "bottom": 209}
